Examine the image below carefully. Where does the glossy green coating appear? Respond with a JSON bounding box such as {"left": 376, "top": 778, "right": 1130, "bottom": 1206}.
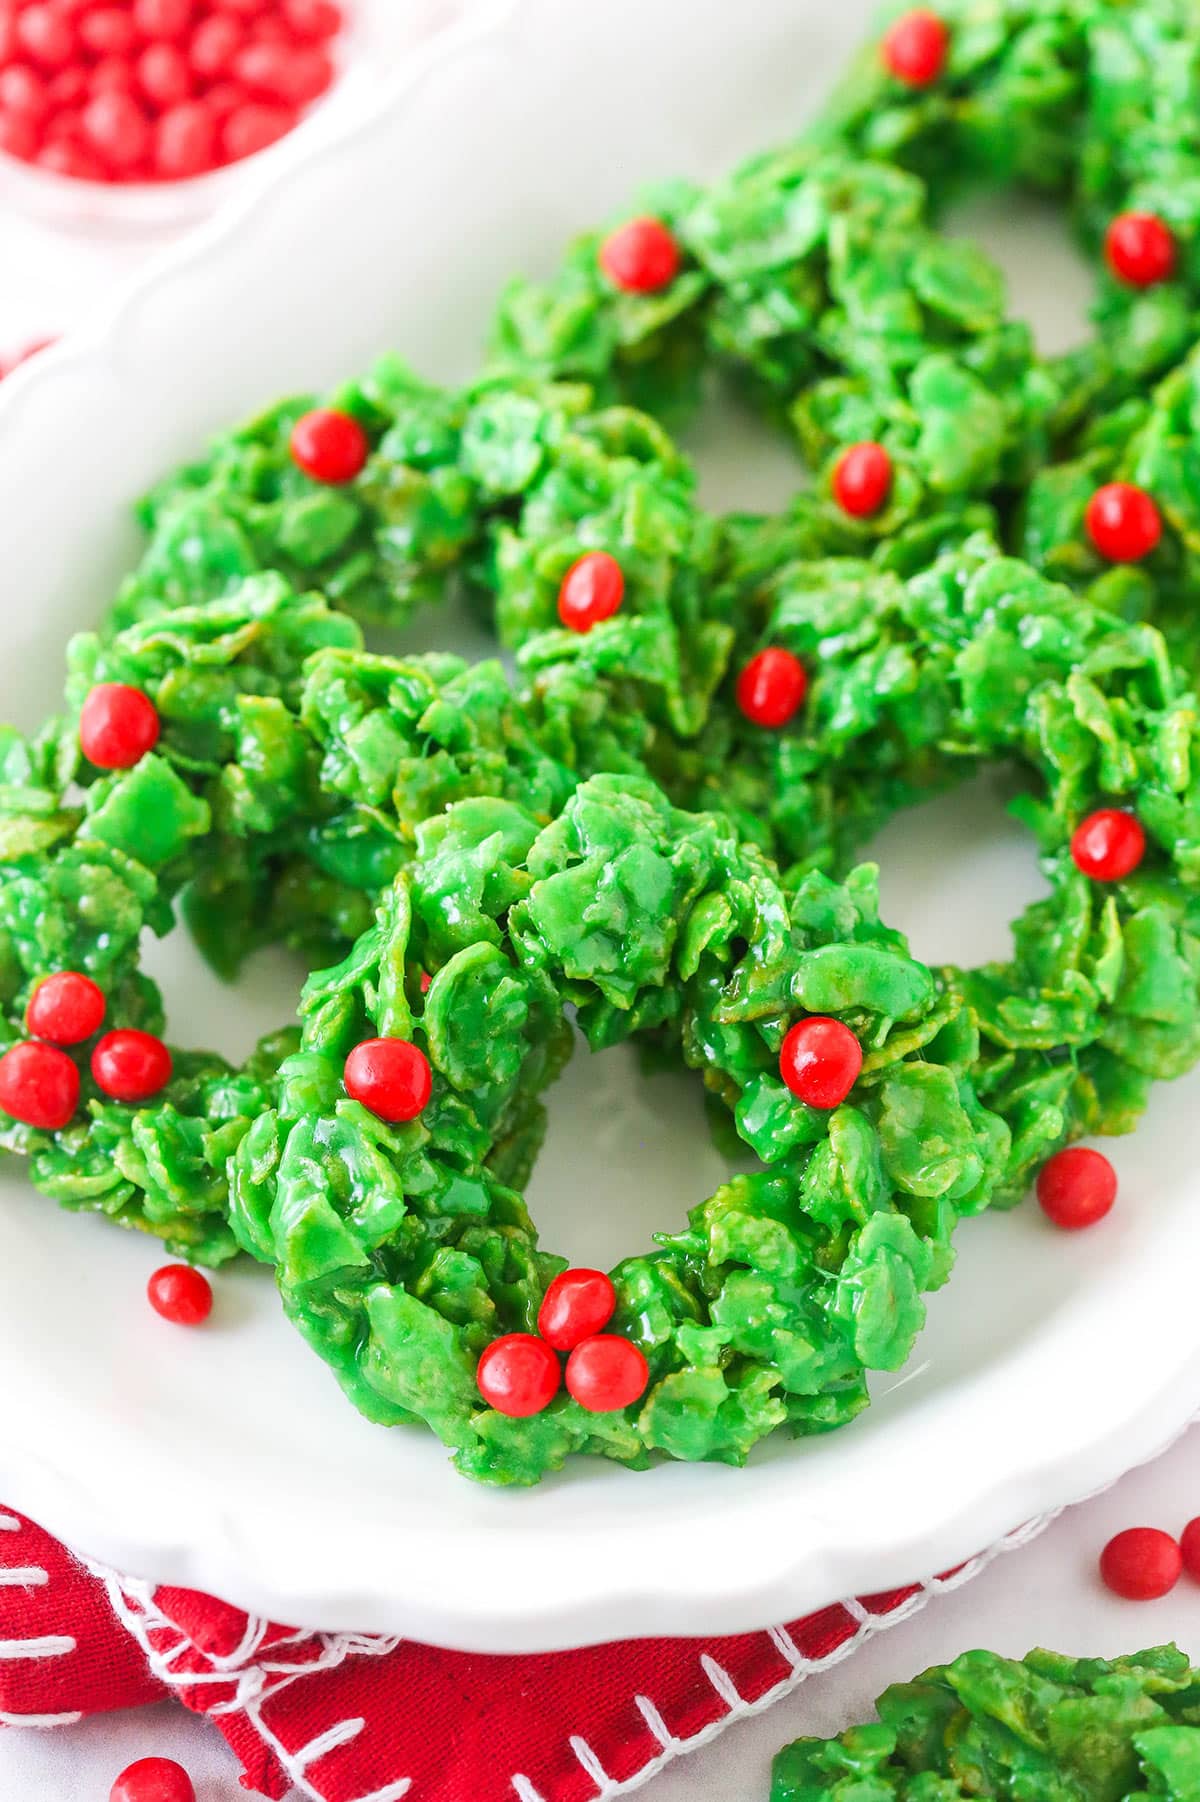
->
{"left": 771, "top": 1644, "right": 1200, "bottom": 1801}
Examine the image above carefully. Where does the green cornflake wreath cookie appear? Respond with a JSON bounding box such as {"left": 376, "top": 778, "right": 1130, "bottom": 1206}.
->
{"left": 4, "top": 0, "right": 1200, "bottom": 1484}
{"left": 771, "top": 1642, "right": 1200, "bottom": 1800}
{"left": 228, "top": 770, "right": 1005, "bottom": 1484}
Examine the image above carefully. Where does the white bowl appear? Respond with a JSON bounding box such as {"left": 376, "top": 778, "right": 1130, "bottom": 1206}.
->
{"left": 0, "top": 0, "right": 1198, "bottom": 1655}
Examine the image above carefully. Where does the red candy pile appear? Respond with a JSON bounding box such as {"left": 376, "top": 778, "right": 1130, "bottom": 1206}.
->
{"left": 0, "top": 0, "right": 342, "bottom": 184}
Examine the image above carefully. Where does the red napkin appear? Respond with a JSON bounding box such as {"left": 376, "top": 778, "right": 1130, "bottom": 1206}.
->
{"left": 0, "top": 1503, "right": 1044, "bottom": 1801}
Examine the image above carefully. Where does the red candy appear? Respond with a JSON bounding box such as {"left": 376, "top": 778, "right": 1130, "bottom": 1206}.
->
{"left": 82, "top": 88, "right": 151, "bottom": 169}
{"left": 538, "top": 1268, "right": 616, "bottom": 1351}
{"left": 283, "top": 0, "right": 342, "bottom": 39}
{"left": 1071, "top": 808, "right": 1145, "bottom": 882}
{"left": 110, "top": 1757, "right": 196, "bottom": 1802}
{"left": 220, "top": 97, "right": 295, "bottom": 159}
{"left": 565, "top": 1335, "right": 650, "bottom": 1413}
{"left": 557, "top": 551, "right": 625, "bottom": 633}
{"left": 881, "top": 9, "right": 949, "bottom": 86}
{"left": 137, "top": 43, "right": 192, "bottom": 110}
{"left": 0, "top": 1041, "right": 79, "bottom": 1130}
{"left": 289, "top": 406, "right": 369, "bottom": 483}
{"left": 832, "top": 441, "right": 893, "bottom": 518}
{"left": 91, "top": 1029, "right": 173, "bottom": 1102}
{"left": 476, "top": 1333, "right": 561, "bottom": 1418}
{"left": 154, "top": 100, "right": 215, "bottom": 176}
{"left": 1106, "top": 211, "right": 1176, "bottom": 287}
{"left": 188, "top": 14, "right": 244, "bottom": 79}
{"left": 599, "top": 217, "right": 680, "bottom": 293}
{"left": 79, "top": 683, "right": 160, "bottom": 769}
{"left": 133, "top": 0, "right": 194, "bottom": 40}
{"left": 779, "top": 1016, "right": 862, "bottom": 1110}
{"left": 343, "top": 1038, "right": 432, "bottom": 1122}
{"left": 0, "top": 0, "right": 343, "bottom": 184}
{"left": 27, "top": 971, "right": 106, "bottom": 1045}
{"left": 1036, "top": 1145, "right": 1117, "bottom": 1230}
{"left": 1099, "top": 1527, "right": 1182, "bottom": 1601}
{"left": 17, "top": 7, "right": 75, "bottom": 71}
{"left": 80, "top": 9, "right": 139, "bottom": 58}
{"left": 736, "top": 647, "right": 808, "bottom": 728}
{"left": 147, "top": 1266, "right": 213, "bottom": 1329}
{"left": 1085, "top": 482, "right": 1162, "bottom": 564}
{"left": 1180, "top": 1517, "right": 1200, "bottom": 1582}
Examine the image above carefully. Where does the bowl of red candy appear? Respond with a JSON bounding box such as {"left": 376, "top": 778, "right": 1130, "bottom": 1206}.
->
{"left": 0, "top": 0, "right": 354, "bottom": 225}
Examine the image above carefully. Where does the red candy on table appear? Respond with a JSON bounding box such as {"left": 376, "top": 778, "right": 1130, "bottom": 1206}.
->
{"left": 881, "top": 9, "right": 949, "bottom": 86}
{"left": 565, "top": 1335, "right": 650, "bottom": 1413}
{"left": 343, "top": 1037, "right": 432, "bottom": 1122}
{"left": 557, "top": 550, "right": 625, "bottom": 633}
{"left": 736, "top": 647, "right": 808, "bottom": 728}
{"left": 0, "top": 1040, "right": 80, "bottom": 1130}
{"left": 538, "top": 1268, "right": 617, "bottom": 1351}
{"left": 598, "top": 217, "right": 681, "bottom": 293}
{"left": 779, "top": 1016, "right": 862, "bottom": 1110}
{"left": 1180, "top": 1517, "right": 1200, "bottom": 1582}
{"left": 1105, "top": 211, "right": 1176, "bottom": 287}
{"left": 91, "top": 1029, "right": 173, "bottom": 1102}
{"left": 1099, "top": 1527, "right": 1182, "bottom": 1600}
{"left": 1085, "top": 482, "right": 1162, "bottom": 563}
{"left": 476, "top": 1333, "right": 561, "bottom": 1417}
{"left": 79, "top": 682, "right": 160, "bottom": 769}
{"left": 146, "top": 1265, "right": 213, "bottom": 1328}
{"left": 832, "top": 441, "right": 893, "bottom": 518}
{"left": 1035, "top": 1145, "right": 1117, "bottom": 1230}
{"left": 289, "top": 406, "right": 369, "bottom": 483}
{"left": 110, "top": 1756, "right": 196, "bottom": 1802}
{"left": 1070, "top": 808, "right": 1145, "bottom": 881}
{"left": 26, "top": 970, "right": 106, "bottom": 1045}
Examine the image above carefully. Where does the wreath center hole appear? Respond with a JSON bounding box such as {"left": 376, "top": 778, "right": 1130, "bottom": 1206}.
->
{"left": 525, "top": 1026, "right": 750, "bottom": 1270}
{"left": 866, "top": 769, "right": 1049, "bottom": 971}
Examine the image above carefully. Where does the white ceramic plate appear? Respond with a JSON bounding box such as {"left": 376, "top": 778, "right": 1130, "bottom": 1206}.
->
{"left": 1, "top": 0, "right": 1198, "bottom": 1655}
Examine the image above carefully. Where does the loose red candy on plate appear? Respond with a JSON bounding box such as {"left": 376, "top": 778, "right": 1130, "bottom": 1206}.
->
{"left": 79, "top": 682, "right": 160, "bottom": 769}
{"left": 16, "top": 5, "right": 75, "bottom": 71}
{"left": 557, "top": 550, "right": 625, "bottom": 632}
{"left": 598, "top": 217, "right": 680, "bottom": 293}
{"left": 1085, "top": 482, "right": 1162, "bottom": 563}
{"left": 147, "top": 1265, "right": 213, "bottom": 1328}
{"left": 1180, "top": 1517, "right": 1200, "bottom": 1581}
{"left": 1071, "top": 808, "right": 1145, "bottom": 881}
{"left": 344, "top": 1037, "right": 432, "bottom": 1122}
{"left": 27, "top": 971, "right": 106, "bottom": 1045}
{"left": 289, "top": 406, "right": 369, "bottom": 483}
{"left": 111, "top": 1756, "right": 196, "bottom": 1802}
{"left": 832, "top": 441, "right": 893, "bottom": 518}
{"left": 477, "top": 1333, "right": 561, "bottom": 1417}
{"left": 92, "top": 1029, "right": 173, "bottom": 1102}
{"left": 1036, "top": 1145, "right": 1116, "bottom": 1230}
{"left": 779, "top": 1017, "right": 862, "bottom": 1110}
{"left": 1099, "top": 1527, "right": 1182, "bottom": 1600}
{"left": 1105, "top": 211, "right": 1176, "bottom": 287}
{"left": 736, "top": 647, "right": 807, "bottom": 728}
{"left": 565, "top": 1335, "right": 650, "bottom": 1413}
{"left": 538, "top": 1268, "right": 616, "bottom": 1351}
{"left": 0, "top": 1040, "right": 79, "bottom": 1130}
{"left": 881, "top": 9, "right": 949, "bottom": 86}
